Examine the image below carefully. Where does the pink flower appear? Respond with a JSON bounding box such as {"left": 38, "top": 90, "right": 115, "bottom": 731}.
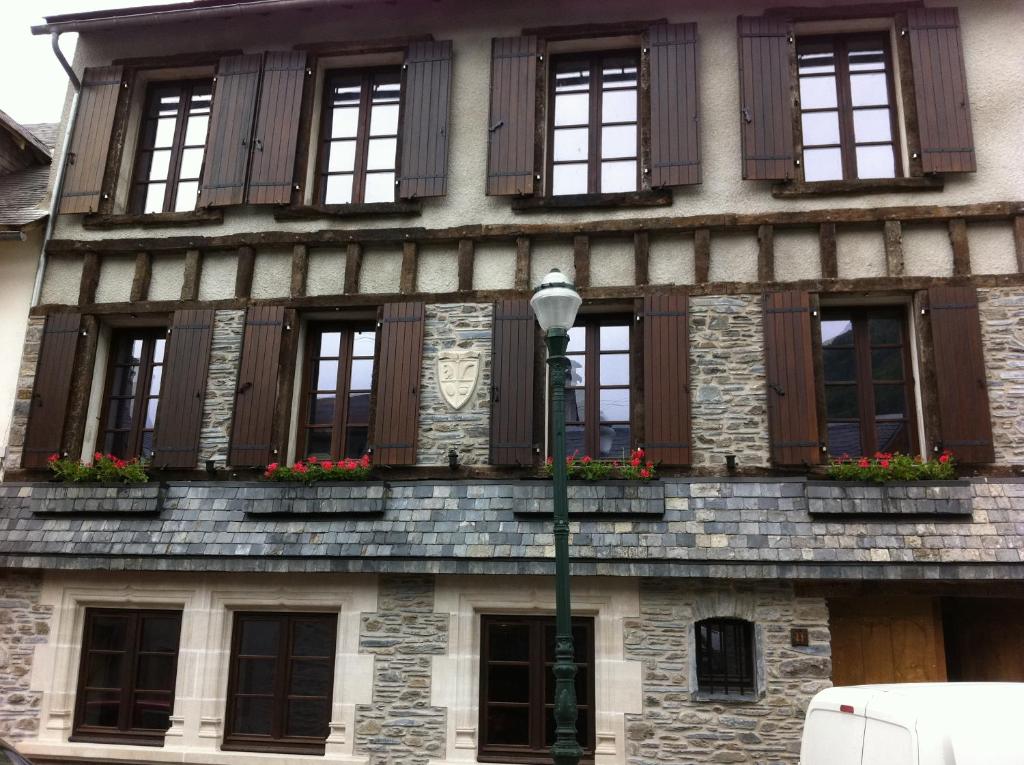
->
{"left": 546, "top": 456, "right": 554, "bottom": 465}
{"left": 581, "top": 456, "right": 592, "bottom": 465}
{"left": 858, "top": 458, "right": 870, "bottom": 468}
{"left": 938, "top": 454, "right": 949, "bottom": 464}
{"left": 360, "top": 454, "right": 371, "bottom": 467}
{"left": 115, "top": 459, "right": 126, "bottom": 469}
{"left": 322, "top": 460, "right": 334, "bottom": 470}
{"left": 880, "top": 459, "right": 890, "bottom": 469}
{"left": 307, "top": 455, "right": 318, "bottom": 464}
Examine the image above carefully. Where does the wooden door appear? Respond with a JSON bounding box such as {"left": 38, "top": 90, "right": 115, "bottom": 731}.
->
{"left": 944, "top": 599, "right": 1024, "bottom": 681}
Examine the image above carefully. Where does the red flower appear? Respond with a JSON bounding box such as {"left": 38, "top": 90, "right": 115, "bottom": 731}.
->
{"left": 858, "top": 458, "right": 870, "bottom": 468}
{"left": 267, "top": 462, "right": 279, "bottom": 472}
{"left": 880, "top": 459, "right": 890, "bottom": 469}
{"left": 631, "top": 457, "right": 641, "bottom": 467}
{"left": 322, "top": 460, "right": 334, "bottom": 470}
{"left": 546, "top": 456, "right": 554, "bottom": 465}
{"left": 294, "top": 463, "right": 307, "bottom": 473}
{"left": 646, "top": 462, "right": 654, "bottom": 469}
{"left": 636, "top": 448, "right": 645, "bottom": 458}
{"left": 47, "top": 453, "right": 59, "bottom": 463}
{"left": 94, "top": 452, "right": 103, "bottom": 462}
{"left": 938, "top": 453, "right": 949, "bottom": 464}
{"left": 581, "top": 455, "right": 592, "bottom": 464}
{"left": 360, "top": 454, "right": 371, "bottom": 467}
{"left": 307, "top": 455, "right": 318, "bottom": 464}
{"left": 115, "top": 459, "right": 126, "bottom": 469}
{"left": 640, "top": 468, "right": 651, "bottom": 479}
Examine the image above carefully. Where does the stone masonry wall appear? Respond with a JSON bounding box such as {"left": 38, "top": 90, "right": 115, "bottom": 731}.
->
{"left": 979, "top": 288, "right": 1024, "bottom": 465}
{"left": 689, "top": 296, "right": 770, "bottom": 470}
{"left": 354, "top": 575, "right": 449, "bottom": 765}
{"left": 3, "top": 316, "right": 44, "bottom": 472}
{"left": 197, "top": 310, "right": 244, "bottom": 466}
{"left": 0, "top": 572, "right": 52, "bottom": 740}
{"left": 416, "top": 303, "right": 493, "bottom": 466}
{"left": 624, "top": 580, "right": 831, "bottom": 765}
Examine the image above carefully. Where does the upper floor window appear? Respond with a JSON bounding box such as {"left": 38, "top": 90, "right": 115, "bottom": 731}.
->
{"left": 695, "top": 618, "right": 755, "bottom": 697}
{"left": 549, "top": 52, "right": 639, "bottom": 196}
{"left": 100, "top": 328, "right": 166, "bottom": 460}
{"left": 300, "top": 325, "right": 376, "bottom": 459}
{"left": 73, "top": 608, "right": 182, "bottom": 744}
{"left": 317, "top": 70, "right": 402, "bottom": 205}
{"left": 130, "top": 80, "right": 211, "bottom": 214}
{"left": 797, "top": 34, "right": 901, "bottom": 182}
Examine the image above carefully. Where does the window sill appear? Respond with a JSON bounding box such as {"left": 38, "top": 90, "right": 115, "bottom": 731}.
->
{"left": 691, "top": 691, "right": 763, "bottom": 704}
{"left": 81, "top": 209, "right": 224, "bottom": 229}
{"left": 771, "top": 176, "right": 944, "bottom": 198}
{"left": 69, "top": 732, "right": 165, "bottom": 747}
{"left": 511, "top": 189, "right": 672, "bottom": 212}
{"left": 221, "top": 740, "right": 326, "bottom": 756}
{"left": 274, "top": 201, "right": 423, "bottom": 221}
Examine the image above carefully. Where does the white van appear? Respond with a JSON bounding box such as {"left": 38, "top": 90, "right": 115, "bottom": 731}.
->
{"left": 800, "top": 683, "right": 1024, "bottom": 765}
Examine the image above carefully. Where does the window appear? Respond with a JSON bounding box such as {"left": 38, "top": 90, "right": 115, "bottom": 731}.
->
{"left": 299, "top": 325, "right": 376, "bottom": 460}
{"left": 821, "top": 307, "right": 918, "bottom": 457}
{"left": 130, "top": 80, "right": 212, "bottom": 214}
{"left": 317, "top": 69, "right": 402, "bottom": 205}
{"left": 798, "top": 34, "right": 901, "bottom": 182}
{"left": 99, "top": 328, "right": 167, "bottom": 460}
{"left": 224, "top": 612, "right": 337, "bottom": 754}
{"left": 562, "top": 320, "right": 632, "bottom": 459}
{"left": 479, "top": 615, "right": 594, "bottom": 763}
{"left": 73, "top": 608, "right": 182, "bottom": 745}
{"left": 549, "top": 52, "right": 639, "bottom": 196}
{"left": 695, "top": 618, "right": 756, "bottom": 697}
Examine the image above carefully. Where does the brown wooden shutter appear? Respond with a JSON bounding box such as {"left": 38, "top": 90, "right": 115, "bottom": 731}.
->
{"left": 737, "top": 16, "right": 794, "bottom": 181}
{"left": 229, "top": 306, "right": 286, "bottom": 467}
{"left": 489, "top": 299, "right": 536, "bottom": 465}
{"left": 763, "top": 291, "right": 821, "bottom": 466}
{"left": 927, "top": 285, "right": 993, "bottom": 462}
{"left": 486, "top": 36, "right": 539, "bottom": 196}
{"left": 398, "top": 41, "right": 453, "bottom": 199}
{"left": 58, "top": 67, "right": 124, "bottom": 214}
{"left": 642, "top": 293, "right": 691, "bottom": 465}
{"left": 648, "top": 23, "right": 701, "bottom": 188}
{"left": 907, "top": 8, "right": 976, "bottom": 174}
{"left": 22, "top": 313, "right": 82, "bottom": 468}
{"left": 153, "top": 309, "right": 215, "bottom": 468}
{"left": 246, "top": 52, "right": 308, "bottom": 205}
{"left": 200, "top": 54, "right": 262, "bottom": 208}
{"left": 372, "top": 302, "right": 425, "bottom": 465}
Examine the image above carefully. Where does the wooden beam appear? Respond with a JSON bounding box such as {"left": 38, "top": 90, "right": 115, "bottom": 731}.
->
{"left": 694, "top": 229, "right": 710, "bottom": 283}
{"left": 948, "top": 219, "right": 971, "bottom": 276}
{"left": 290, "top": 244, "right": 308, "bottom": 299}
{"left": 400, "top": 241, "right": 417, "bottom": 294}
{"left": 129, "top": 251, "right": 151, "bottom": 302}
{"left": 344, "top": 243, "right": 362, "bottom": 294}
{"left": 78, "top": 252, "right": 100, "bottom": 306}
{"left": 235, "top": 246, "right": 256, "bottom": 298}
{"left": 181, "top": 249, "right": 202, "bottom": 301}
{"left": 514, "top": 236, "right": 531, "bottom": 291}
{"left": 573, "top": 235, "right": 590, "bottom": 288}
{"left": 62, "top": 315, "right": 99, "bottom": 460}
{"left": 457, "top": 238, "right": 475, "bottom": 292}
{"left": 757, "top": 224, "right": 774, "bottom": 282}
{"left": 633, "top": 232, "right": 649, "bottom": 286}
{"left": 819, "top": 223, "right": 838, "bottom": 279}
{"left": 884, "top": 220, "right": 904, "bottom": 277}
{"left": 1015, "top": 216, "right": 1024, "bottom": 274}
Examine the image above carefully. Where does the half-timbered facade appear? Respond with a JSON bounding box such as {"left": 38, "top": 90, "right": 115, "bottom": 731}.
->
{"left": 1, "top": 1, "right": 1023, "bottom": 763}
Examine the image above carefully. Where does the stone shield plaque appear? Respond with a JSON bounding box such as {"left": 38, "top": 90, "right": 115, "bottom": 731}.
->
{"left": 438, "top": 350, "right": 481, "bottom": 410}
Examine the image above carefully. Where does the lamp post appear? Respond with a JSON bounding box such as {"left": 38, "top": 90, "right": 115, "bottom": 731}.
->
{"left": 530, "top": 268, "right": 583, "bottom": 765}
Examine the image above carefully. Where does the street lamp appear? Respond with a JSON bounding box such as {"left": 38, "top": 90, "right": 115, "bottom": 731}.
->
{"left": 530, "top": 268, "right": 583, "bottom": 765}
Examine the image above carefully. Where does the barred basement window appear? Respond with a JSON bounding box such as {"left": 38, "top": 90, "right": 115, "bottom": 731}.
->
{"left": 695, "top": 618, "right": 756, "bottom": 697}
{"left": 99, "top": 328, "right": 167, "bottom": 460}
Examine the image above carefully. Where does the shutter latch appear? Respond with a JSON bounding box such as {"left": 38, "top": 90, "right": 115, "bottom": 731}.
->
{"left": 741, "top": 107, "right": 752, "bottom": 124}
{"left": 489, "top": 120, "right": 505, "bottom": 133}
{"left": 769, "top": 382, "right": 785, "bottom": 396}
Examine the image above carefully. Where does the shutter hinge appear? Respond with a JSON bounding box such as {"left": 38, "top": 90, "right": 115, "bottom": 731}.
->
{"left": 80, "top": 329, "right": 88, "bottom": 337}
{"left": 293, "top": 184, "right": 301, "bottom": 191}
{"left": 284, "top": 323, "right": 292, "bottom": 331}
{"left": 306, "top": 68, "right": 313, "bottom": 76}
{"left": 538, "top": 54, "right": 544, "bottom": 61}
{"left": 166, "top": 328, "right": 173, "bottom": 336}
{"left": 901, "top": 28, "right": 908, "bottom": 37}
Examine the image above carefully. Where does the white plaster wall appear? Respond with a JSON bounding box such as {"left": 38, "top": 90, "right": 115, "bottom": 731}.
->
{"left": 774, "top": 229, "right": 821, "bottom": 282}
{"left": 39, "top": 254, "right": 81, "bottom": 305}
{"left": 417, "top": 244, "right": 459, "bottom": 293}
{"left": 148, "top": 253, "right": 186, "bottom": 301}
{"left": 358, "top": 246, "right": 402, "bottom": 293}
{"left": 902, "top": 224, "right": 954, "bottom": 277}
{"left": 197, "top": 251, "right": 236, "bottom": 301}
{"left": 472, "top": 242, "right": 515, "bottom": 290}
{"left": 589, "top": 237, "right": 634, "bottom": 288}
{"left": 969, "top": 222, "right": 1018, "bottom": 275}
{"left": 648, "top": 234, "right": 695, "bottom": 285}
{"left": 0, "top": 232, "right": 40, "bottom": 464}
{"left": 94, "top": 255, "right": 134, "bottom": 304}
{"left": 836, "top": 227, "right": 886, "bottom": 279}
{"left": 307, "top": 247, "right": 347, "bottom": 296}
{"left": 708, "top": 232, "right": 758, "bottom": 283}
{"left": 251, "top": 247, "right": 292, "bottom": 299}
{"left": 530, "top": 241, "right": 573, "bottom": 287}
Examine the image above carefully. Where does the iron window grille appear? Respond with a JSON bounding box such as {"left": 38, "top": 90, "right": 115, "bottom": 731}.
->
{"left": 695, "top": 618, "right": 756, "bottom": 697}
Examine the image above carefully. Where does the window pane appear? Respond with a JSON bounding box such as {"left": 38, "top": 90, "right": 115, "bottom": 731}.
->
{"left": 234, "top": 697, "right": 273, "bottom": 736}
{"left": 369, "top": 103, "right": 399, "bottom": 136}
{"left": 599, "top": 423, "right": 630, "bottom": 459}
{"left": 798, "top": 50, "right": 835, "bottom": 75}
{"left": 565, "top": 424, "right": 585, "bottom": 455}
{"left": 366, "top": 138, "right": 397, "bottom": 170}
{"left": 799, "top": 76, "right": 837, "bottom": 109}
{"left": 823, "top": 348, "right": 856, "bottom": 382}
{"left": 136, "top": 654, "right": 175, "bottom": 692}
{"left": 826, "top": 386, "right": 859, "bottom": 418}
{"left": 486, "top": 706, "right": 530, "bottom": 746}
{"left": 331, "top": 107, "right": 359, "bottom": 139}
{"left": 871, "top": 348, "right": 904, "bottom": 381}
{"left": 173, "top": 181, "right": 198, "bottom": 212}
{"left": 184, "top": 114, "right": 208, "bottom": 145}
{"left": 111, "top": 365, "right": 139, "bottom": 398}
{"left": 601, "top": 125, "right": 636, "bottom": 159}
{"left": 600, "top": 160, "right": 636, "bottom": 193}
{"left": 315, "top": 360, "right": 339, "bottom": 390}
{"left": 363, "top": 172, "right": 395, "bottom": 203}
{"left": 554, "top": 92, "right": 589, "bottom": 127}
{"left": 286, "top": 699, "right": 328, "bottom": 738}
{"left": 487, "top": 665, "right": 530, "bottom": 703}
{"left": 324, "top": 174, "right": 353, "bottom": 204}
{"left": 344, "top": 426, "right": 369, "bottom": 458}
{"left": 154, "top": 339, "right": 165, "bottom": 363}
{"left": 154, "top": 117, "right": 177, "bottom": 148}
{"left": 599, "top": 325, "right": 629, "bottom": 350}
{"left": 566, "top": 355, "right": 585, "bottom": 386}
{"left": 85, "top": 652, "right": 124, "bottom": 688}
{"left": 144, "top": 183, "right": 166, "bottom": 214}
{"left": 849, "top": 45, "right": 886, "bottom": 71}
{"left": 602, "top": 59, "right": 637, "bottom": 87}
{"left": 293, "top": 619, "right": 334, "bottom": 657}
{"left": 853, "top": 108, "right": 893, "bottom": 143}
{"left": 148, "top": 149, "right": 171, "bottom": 181}
{"left": 319, "top": 332, "right": 341, "bottom": 357}
{"left": 876, "top": 420, "right": 910, "bottom": 454}
{"left": 90, "top": 615, "right": 130, "bottom": 651}
{"left": 144, "top": 399, "right": 158, "bottom": 429}
{"left": 290, "top": 659, "right": 331, "bottom": 697}
{"left": 179, "top": 147, "right": 204, "bottom": 179}
{"left": 856, "top": 145, "right": 895, "bottom": 179}
{"left": 822, "top": 319, "right": 854, "bottom": 346}
{"left": 487, "top": 622, "right": 530, "bottom": 661}
{"left": 236, "top": 658, "right": 275, "bottom": 694}
{"left": 348, "top": 392, "right": 370, "bottom": 425}
{"left": 555, "top": 65, "right": 590, "bottom": 92}
{"left": 801, "top": 111, "right": 840, "bottom": 146}
{"left": 239, "top": 619, "right": 280, "bottom": 656}
{"left": 602, "top": 89, "right": 636, "bottom": 123}
{"left": 850, "top": 73, "right": 889, "bottom": 106}
{"left": 305, "top": 427, "right": 333, "bottom": 458}
{"left": 564, "top": 389, "right": 585, "bottom": 423}
{"left": 82, "top": 689, "right": 122, "bottom": 727}
{"left": 148, "top": 366, "right": 162, "bottom": 396}
{"left": 599, "top": 389, "right": 629, "bottom": 422}
{"left": 803, "top": 147, "right": 843, "bottom": 182}
{"left": 553, "top": 128, "right": 588, "bottom": 162}
{"left": 874, "top": 384, "right": 907, "bottom": 417}
{"left": 350, "top": 358, "right": 373, "bottom": 390}
{"left": 327, "top": 140, "right": 356, "bottom": 173}
{"left": 567, "top": 327, "right": 586, "bottom": 353}
{"left": 309, "top": 395, "right": 335, "bottom": 425}
{"left": 106, "top": 397, "right": 135, "bottom": 431}
{"left": 827, "top": 421, "right": 862, "bottom": 457}
{"left": 599, "top": 354, "right": 629, "bottom": 386}
{"left": 552, "top": 163, "right": 588, "bottom": 195}
{"left": 132, "top": 692, "right": 172, "bottom": 730}
{"left": 352, "top": 331, "right": 376, "bottom": 356}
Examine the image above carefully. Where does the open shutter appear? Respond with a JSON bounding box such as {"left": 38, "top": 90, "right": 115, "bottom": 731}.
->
{"left": 398, "top": 41, "right": 453, "bottom": 199}
{"left": 907, "top": 8, "right": 976, "bottom": 174}
{"left": 153, "top": 309, "right": 214, "bottom": 468}
{"left": 490, "top": 299, "right": 536, "bottom": 465}
{"left": 372, "top": 302, "right": 425, "bottom": 465}
{"left": 200, "top": 54, "right": 262, "bottom": 207}
{"left": 22, "top": 313, "right": 81, "bottom": 468}
{"left": 927, "top": 285, "right": 993, "bottom": 462}
{"left": 763, "top": 291, "right": 821, "bottom": 466}
{"left": 229, "top": 306, "right": 286, "bottom": 467}
{"left": 648, "top": 23, "right": 701, "bottom": 187}
{"left": 246, "top": 52, "right": 308, "bottom": 204}
{"left": 486, "top": 36, "right": 539, "bottom": 196}
{"left": 737, "top": 16, "right": 794, "bottom": 181}
{"left": 59, "top": 67, "right": 123, "bottom": 214}
{"left": 642, "top": 293, "right": 691, "bottom": 465}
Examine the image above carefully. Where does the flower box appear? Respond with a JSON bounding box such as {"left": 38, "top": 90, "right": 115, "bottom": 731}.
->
{"left": 243, "top": 482, "right": 387, "bottom": 515}
{"left": 805, "top": 480, "right": 973, "bottom": 516}
{"left": 513, "top": 480, "right": 665, "bottom": 516}
{"left": 29, "top": 483, "right": 162, "bottom": 514}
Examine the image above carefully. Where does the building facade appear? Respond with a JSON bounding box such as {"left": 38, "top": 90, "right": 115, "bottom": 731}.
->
{"left": 1, "top": 1, "right": 1023, "bottom": 764}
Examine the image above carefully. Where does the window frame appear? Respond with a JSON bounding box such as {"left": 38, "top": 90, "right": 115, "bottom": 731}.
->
{"left": 222, "top": 611, "right": 338, "bottom": 755}
{"left": 97, "top": 326, "right": 168, "bottom": 461}
{"left": 71, "top": 607, "right": 183, "bottom": 747}
{"left": 694, "top": 618, "right": 757, "bottom": 699}
{"left": 477, "top": 614, "right": 596, "bottom": 764}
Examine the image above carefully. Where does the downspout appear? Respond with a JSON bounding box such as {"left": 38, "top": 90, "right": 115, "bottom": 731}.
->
{"left": 30, "top": 31, "right": 81, "bottom": 307}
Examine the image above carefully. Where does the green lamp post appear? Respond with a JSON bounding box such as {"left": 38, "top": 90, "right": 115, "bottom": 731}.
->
{"left": 530, "top": 268, "right": 583, "bottom": 765}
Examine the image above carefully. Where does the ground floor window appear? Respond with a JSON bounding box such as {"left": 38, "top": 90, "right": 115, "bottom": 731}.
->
{"left": 694, "top": 618, "right": 756, "bottom": 697}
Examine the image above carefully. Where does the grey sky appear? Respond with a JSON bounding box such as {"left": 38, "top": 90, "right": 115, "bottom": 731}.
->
{"left": 0, "top": 0, "right": 176, "bottom": 126}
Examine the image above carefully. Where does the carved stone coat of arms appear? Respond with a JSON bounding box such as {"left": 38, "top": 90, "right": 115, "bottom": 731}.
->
{"left": 437, "top": 350, "right": 481, "bottom": 410}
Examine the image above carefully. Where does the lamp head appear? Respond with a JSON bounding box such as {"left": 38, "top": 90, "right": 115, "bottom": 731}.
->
{"left": 530, "top": 268, "right": 582, "bottom": 333}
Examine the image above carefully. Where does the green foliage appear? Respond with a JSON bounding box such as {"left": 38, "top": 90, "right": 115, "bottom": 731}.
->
{"left": 826, "top": 451, "right": 956, "bottom": 483}
{"left": 47, "top": 453, "right": 150, "bottom": 484}
{"left": 263, "top": 455, "right": 373, "bottom": 482}
{"left": 544, "top": 449, "right": 656, "bottom": 481}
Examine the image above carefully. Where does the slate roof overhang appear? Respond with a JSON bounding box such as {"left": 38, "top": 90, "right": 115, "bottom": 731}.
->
{"left": 0, "top": 165, "right": 52, "bottom": 230}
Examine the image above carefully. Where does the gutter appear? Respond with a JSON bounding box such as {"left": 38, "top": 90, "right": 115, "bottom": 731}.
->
{"left": 30, "top": 32, "right": 81, "bottom": 307}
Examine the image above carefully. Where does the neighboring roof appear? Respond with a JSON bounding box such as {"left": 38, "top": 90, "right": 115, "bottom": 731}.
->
{"left": 0, "top": 110, "right": 52, "bottom": 165}
{"left": 0, "top": 114, "right": 54, "bottom": 231}
{"left": 21, "top": 123, "right": 59, "bottom": 152}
